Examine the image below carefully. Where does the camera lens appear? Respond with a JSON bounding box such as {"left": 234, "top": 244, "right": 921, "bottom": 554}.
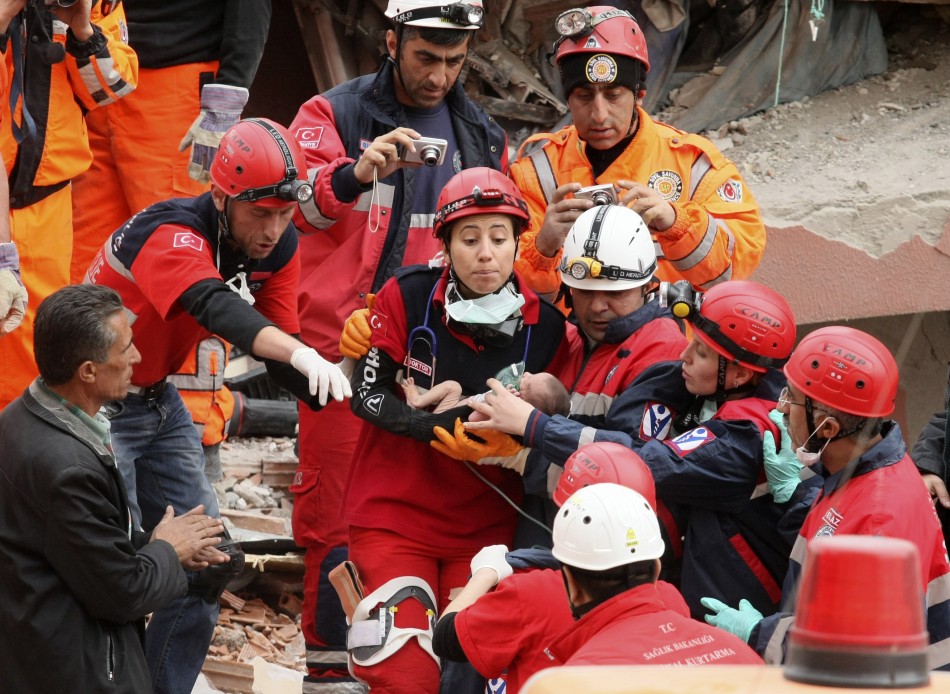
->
{"left": 591, "top": 191, "right": 611, "bottom": 206}
{"left": 420, "top": 145, "right": 439, "bottom": 167}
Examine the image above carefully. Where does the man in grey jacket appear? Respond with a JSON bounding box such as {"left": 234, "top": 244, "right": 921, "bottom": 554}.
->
{"left": 0, "top": 284, "right": 226, "bottom": 693}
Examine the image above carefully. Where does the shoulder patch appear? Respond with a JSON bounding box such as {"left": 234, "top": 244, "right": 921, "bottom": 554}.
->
{"left": 717, "top": 179, "right": 743, "bottom": 202}
{"left": 664, "top": 426, "right": 716, "bottom": 455}
{"left": 296, "top": 126, "right": 324, "bottom": 149}
{"left": 173, "top": 232, "right": 205, "bottom": 253}
{"left": 641, "top": 402, "right": 674, "bottom": 440}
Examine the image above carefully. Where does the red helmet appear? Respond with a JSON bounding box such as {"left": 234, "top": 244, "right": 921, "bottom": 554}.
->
{"left": 554, "top": 6, "right": 650, "bottom": 72}
{"left": 691, "top": 280, "right": 796, "bottom": 373}
{"left": 784, "top": 326, "right": 898, "bottom": 418}
{"left": 553, "top": 442, "right": 656, "bottom": 510}
{"left": 211, "top": 118, "right": 313, "bottom": 209}
{"left": 433, "top": 167, "right": 529, "bottom": 242}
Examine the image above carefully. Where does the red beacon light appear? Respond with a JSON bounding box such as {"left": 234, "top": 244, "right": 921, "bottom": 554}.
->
{"left": 785, "top": 534, "right": 930, "bottom": 688}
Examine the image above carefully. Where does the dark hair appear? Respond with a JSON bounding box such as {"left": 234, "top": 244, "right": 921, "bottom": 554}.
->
{"left": 398, "top": 24, "right": 471, "bottom": 47}
{"left": 34, "top": 285, "right": 124, "bottom": 385}
{"left": 568, "top": 559, "right": 657, "bottom": 602}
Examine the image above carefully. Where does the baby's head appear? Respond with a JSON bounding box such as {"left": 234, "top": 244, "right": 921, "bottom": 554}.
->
{"left": 520, "top": 372, "right": 571, "bottom": 417}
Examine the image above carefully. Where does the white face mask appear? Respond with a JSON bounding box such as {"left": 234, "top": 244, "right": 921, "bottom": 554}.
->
{"left": 795, "top": 417, "right": 831, "bottom": 468}
{"left": 445, "top": 286, "right": 525, "bottom": 325}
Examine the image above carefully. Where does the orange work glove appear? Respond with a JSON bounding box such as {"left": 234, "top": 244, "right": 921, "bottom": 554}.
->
{"left": 338, "top": 293, "right": 376, "bottom": 360}
{"left": 431, "top": 418, "right": 529, "bottom": 474}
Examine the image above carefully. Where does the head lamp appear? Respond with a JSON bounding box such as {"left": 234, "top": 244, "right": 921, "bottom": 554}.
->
{"left": 391, "top": 2, "right": 484, "bottom": 28}
{"left": 446, "top": 2, "right": 483, "bottom": 27}
{"left": 235, "top": 176, "right": 313, "bottom": 205}
{"left": 435, "top": 187, "right": 528, "bottom": 226}
{"left": 555, "top": 8, "right": 593, "bottom": 38}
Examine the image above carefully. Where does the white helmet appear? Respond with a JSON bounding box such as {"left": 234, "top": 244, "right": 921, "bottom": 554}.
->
{"left": 552, "top": 483, "right": 665, "bottom": 571}
{"left": 385, "top": 0, "right": 484, "bottom": 30}
{"left": 559, "top": 205, "right": 657, "bottom": 291}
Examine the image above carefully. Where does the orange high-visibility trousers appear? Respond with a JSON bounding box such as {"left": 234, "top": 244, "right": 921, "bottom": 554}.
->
{"left": 0, "top": 185, "right": 73, "bottom": 408}
{"left": 71, "top": 61, "right": 218, "bottom": 283}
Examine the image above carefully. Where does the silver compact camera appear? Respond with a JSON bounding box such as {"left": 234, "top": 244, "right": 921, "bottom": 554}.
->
{"left": 575, "top": 183, "right": 618, "bottom": 206}
{"left": 400, "top": 137, "right": 448, "bottom": 167}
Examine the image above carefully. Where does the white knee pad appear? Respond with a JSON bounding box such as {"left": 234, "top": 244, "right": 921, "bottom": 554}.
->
{"left": 346, "top": 576, "right": 439, "bottom": 669}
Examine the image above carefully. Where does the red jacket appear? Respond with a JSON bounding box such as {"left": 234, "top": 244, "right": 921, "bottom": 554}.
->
{"left": 548, "top": 583, "right": 763, "bottom": 666}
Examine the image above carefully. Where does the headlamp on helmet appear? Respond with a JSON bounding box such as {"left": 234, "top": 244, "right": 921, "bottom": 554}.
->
{"left": 559, "top": 206, "right": 655, "bottom": 285}
{"left": 389, "top": 1, "right": 484, "bottom": 29}
{"left": 231, "top": 120, "right": 314, "bottom": 205}
{"left": 434, "top": 185, "right": 527, "bottom": 229}
{"left": 555, "top": 8, "right": 594, "bottom": 38}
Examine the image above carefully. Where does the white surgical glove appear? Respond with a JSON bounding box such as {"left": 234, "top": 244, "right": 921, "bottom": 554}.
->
{"left": 290, "top": 347, "right": 353, "bottom": 406}
{"left": 470, "top": 544, "right": 513, "bottom": 585}
{"left": 0, "top": 242, "right": 28, "bottom": 336}
{"left": 178, "top": 84, "right": 249, "bottom": 183}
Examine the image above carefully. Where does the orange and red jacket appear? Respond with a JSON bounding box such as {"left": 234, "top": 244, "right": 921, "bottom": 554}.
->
{"left": 511, "top": 107, "right": 765, "bottom": 295}
{"left": 1, "top": 3, "right": 137, "bottom": 207}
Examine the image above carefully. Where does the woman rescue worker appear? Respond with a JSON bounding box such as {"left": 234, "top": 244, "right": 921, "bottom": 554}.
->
{"left": 343, "top": 167, "right": 574, "bottom": 693}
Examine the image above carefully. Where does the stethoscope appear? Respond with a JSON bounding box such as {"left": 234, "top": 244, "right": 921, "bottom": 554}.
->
{"left": 406, "top": 281, "right": 533, "bottom": 387}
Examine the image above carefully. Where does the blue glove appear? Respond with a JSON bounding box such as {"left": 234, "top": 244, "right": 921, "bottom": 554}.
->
{"left": 0, "top": 242, "right": 27, "bottom": 336}
{"left": 763, "top": 408, "right": 803, "bottom": 503}
{"left": 178, "top": 84, "right": 249, "bottom": 183}
{"left": 700, "top": 597, "right": 763, "bottom": 643}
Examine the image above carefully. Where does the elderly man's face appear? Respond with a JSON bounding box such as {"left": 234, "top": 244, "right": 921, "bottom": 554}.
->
{"left": 95, "top": 311, "right": 141, "bottom": 402}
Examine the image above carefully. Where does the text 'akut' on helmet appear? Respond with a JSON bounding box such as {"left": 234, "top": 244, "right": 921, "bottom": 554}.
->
{"left": 384, "top": 0, "right": 484, "bottom": 30}
{"left": 211, "top": 118, "right": 313, "bottom": 209}
{"left": 784, "top": 326, "right": 899, "bottom": 418}
{"left": 553, "top": 442, "right": 656, "bottom": 510}
{"left": 553, "top": 6, "right": 650, "bottom": 97}
{"left": 553, "top": 483, "right": 665, "bottom": 572}
{"left": 433, "top": 167, "right": 529, "bottom": 242}
{"left": 559, "top": 205, "right": 657, "bottom": 292}
{"left": 690, "top": 279, "right": 796, "bottom": 374}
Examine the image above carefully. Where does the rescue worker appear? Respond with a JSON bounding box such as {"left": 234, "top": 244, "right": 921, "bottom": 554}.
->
{"left": 911, "top": 373, "right": 950, "bottom": 543}
{"left": 511, "top": 6, "right": 765, "bottom": 300}
{"left": 85, "top": 118, "right": 351, "bottom": 694}
{"left": 548, "top": 483, "right": 763, "bottom": 666}
{"left": 704, "top": 326, "right": 950, "bottom": 671}
{"left": 0, "top": 9, "right": 23, "bottom": 337}
{"left": 0, "top": 0, "right": 137, "bottom": 409}
{"left": 70, "top": 0, "right": 272, "bottom": 282}
{"left": 288, "top": 1, "right": 506, "bottom": 686}
{"left": 345, "top": 167, "right": 572, "bottom": 693}
{"left": 433, "top": 442, "right": 690, "bottom": 693}
{"left": 466, "top": 280, "right": 811, "bottom": 620}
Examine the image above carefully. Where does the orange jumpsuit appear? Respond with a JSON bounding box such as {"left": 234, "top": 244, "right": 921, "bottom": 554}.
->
{"left": 511, "top": 107, "right": 766, "bottom": 296}
{"left": 0, "top": 4, "right": 137, "bottom": 409}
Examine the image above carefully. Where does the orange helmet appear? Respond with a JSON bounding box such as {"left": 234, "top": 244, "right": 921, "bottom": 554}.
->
{"left": 784, "top": 326, "right": 898, "bottom": 418}
{"left": 433, "top": 167, "right": 528, "bottom": 242}
{"left": 691, "top": 280, "right": 796, "bottom": 373}
{"left": 211, "top": 118, "right": 313, "bottom": 209}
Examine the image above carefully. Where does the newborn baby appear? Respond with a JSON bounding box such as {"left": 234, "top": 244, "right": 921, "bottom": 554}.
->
{"left": 402, "top": 370, "right": 570, "bottom": 421}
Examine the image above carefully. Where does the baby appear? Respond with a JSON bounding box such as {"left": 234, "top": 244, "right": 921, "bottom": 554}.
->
{"left": 402, "top": 371, "right": 571, "bottom": 421}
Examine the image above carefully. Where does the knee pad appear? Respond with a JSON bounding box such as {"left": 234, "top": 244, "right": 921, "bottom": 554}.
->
{"left": 346, "top": 576, "right": 439, "bottom": 669}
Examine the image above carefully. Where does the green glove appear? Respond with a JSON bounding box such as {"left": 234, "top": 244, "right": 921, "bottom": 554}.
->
{"left": 700, "top": 597, "right": 763, "bottom": 643}
{"left": 762, "top": 408, "right": 803, "bottom": 503}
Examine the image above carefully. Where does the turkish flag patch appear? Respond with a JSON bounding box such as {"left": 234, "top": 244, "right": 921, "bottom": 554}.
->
{"left": 296, "top": 126, "right": 324, "bottom": 149}
{"left": 173, "top": 232, "right": 204, "bottom": 252}
{"left": 664, "top": 426, "right": 716, "bottom": 455}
